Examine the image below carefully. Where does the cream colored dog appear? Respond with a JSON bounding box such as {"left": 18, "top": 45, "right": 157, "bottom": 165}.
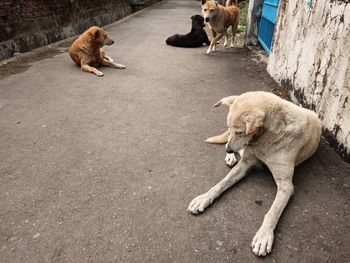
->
{"left": 201, "top": 0, "right": 239, "bottom": 54}
{"left": 188, "top": 91, "right": 321, "bottom": 256}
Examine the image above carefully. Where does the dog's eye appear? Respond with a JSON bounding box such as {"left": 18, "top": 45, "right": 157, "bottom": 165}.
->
{"left": 203, "top": 8, "right": 207, "bottom": 11}
{"left": 210, "top": 9, "right": 214, "bottom": 12}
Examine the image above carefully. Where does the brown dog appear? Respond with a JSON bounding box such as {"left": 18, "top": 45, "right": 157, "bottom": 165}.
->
{"left": 201, "top": 0, "right": 239, "bottom": 54}
{"left": 69, "top": 26, "right": 125, "bottom": 77}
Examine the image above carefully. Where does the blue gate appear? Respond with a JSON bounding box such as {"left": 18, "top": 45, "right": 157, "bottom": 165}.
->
{"left": 258, "top": 0, "right": 280, "bottom": 54}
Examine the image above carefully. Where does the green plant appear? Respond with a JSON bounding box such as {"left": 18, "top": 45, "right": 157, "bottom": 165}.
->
{"left": 238, "top": 0, "right": 248, "bottom": 28}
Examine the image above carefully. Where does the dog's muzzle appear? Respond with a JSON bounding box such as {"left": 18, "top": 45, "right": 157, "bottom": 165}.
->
{"left": 106, "top": 39, "right": 114, "bottom": 45}
{"left": 225, "top": 143, "right": 235, "bottom": 154}
{"left": 225, "top": 143, "right": 238, "bottom": 154}
{"left": 205, "top": 17, "right": 210, "bottom": 22}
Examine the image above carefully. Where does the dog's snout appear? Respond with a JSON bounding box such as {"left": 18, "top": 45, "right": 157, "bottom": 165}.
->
{"left": 225, "top": 143, "right": 234, "bottom": 154}
{"left": 106, "top": 38, "right": 114, "bottom": 45}
{"left": 205, "top": 17, "right": 210, "bottom": 22}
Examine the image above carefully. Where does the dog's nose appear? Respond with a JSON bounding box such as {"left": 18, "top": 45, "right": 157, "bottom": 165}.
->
{"left": 225, "top": 143, "right": 234, "bottom": 154}
{"left": 205, "top": 17, "right": 209, "bottom": 22}
{"left": 111, "top": 40, "right": 114, "bottom": 44}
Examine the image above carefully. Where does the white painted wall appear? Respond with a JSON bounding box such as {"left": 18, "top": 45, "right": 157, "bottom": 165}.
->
{"left": 267, "top": 0, "right": 350, "bottom": 159}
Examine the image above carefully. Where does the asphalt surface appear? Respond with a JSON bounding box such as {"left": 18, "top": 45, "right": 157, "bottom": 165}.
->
{"left": 0, "top": 0, "right": 349, "bottom": 262}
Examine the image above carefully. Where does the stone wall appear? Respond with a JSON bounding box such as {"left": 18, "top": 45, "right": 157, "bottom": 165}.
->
{"left": 0, "top": 0, "right": 159, "bottom": 60}
{"left": 267, "top": 0, "right": 350, "bottom": 162}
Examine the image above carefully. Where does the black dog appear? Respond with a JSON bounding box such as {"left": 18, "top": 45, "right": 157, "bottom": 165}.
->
{"left": 166, "top": 15, "right": 210, "bottom": 48}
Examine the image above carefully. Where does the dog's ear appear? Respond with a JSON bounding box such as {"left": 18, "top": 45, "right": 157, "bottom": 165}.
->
{"left": 94, "top": 29, "right": 100, "bottom": 38}
{"left": 214, "top": 96, "right": 237, "bottom": 107}
{"left": 201, "top": 0, "right": 207, "bottom": 5}
{"left": 243, "top": 110, "right": 265, "bottom": 135}
{"left": 215, "top": 2, "right": 218, "bottom": 6}
{"left": 201, "top": 17, "right": 206, "bottom": 27}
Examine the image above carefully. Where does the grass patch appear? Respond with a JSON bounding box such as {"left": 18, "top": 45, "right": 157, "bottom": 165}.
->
{"left": 238, "top": 0, "right": 248, "bottom": 32}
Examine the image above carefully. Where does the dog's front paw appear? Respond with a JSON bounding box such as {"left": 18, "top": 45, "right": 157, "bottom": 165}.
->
{"left": 230, "top": 43, "right": 235, "bottom": 48}
{"left": 188, "top": 193, "right": 213, "bottom": 214}
{"left": 225, "top": 153, "right": 238, "bottom": 167}
{"left": 118, "top": 64, "right": 126, "bottom": 69}
{"left": 251, "top": 227, "right": 274, "bottom": 257}
{"left": 206, "top": 47, "right": 212, "bottom": 54}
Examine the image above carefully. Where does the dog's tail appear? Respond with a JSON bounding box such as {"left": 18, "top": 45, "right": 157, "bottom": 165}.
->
{"left": 226, "top": 0, "right": 238, "bottom": 6}
{"left": 205, "top": 129, "right": 229, "bottom": 144}
{"left": 225, "top": 0, "right": 238, "bottom": 6}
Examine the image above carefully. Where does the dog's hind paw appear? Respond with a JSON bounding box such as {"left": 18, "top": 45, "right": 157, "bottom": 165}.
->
{"left": 251, "top": 227, "right": 274, "bottom": 257}
{"left": 225, "top": 152, "right": 239, "bottom": 167}
{"left": 96, "top": 71, "right": 104, "bottom": 77}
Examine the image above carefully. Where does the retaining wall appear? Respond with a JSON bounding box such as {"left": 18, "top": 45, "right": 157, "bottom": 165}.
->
{"left": 267, "top": 0, "right": 350, "bottom": 162}
{"left": 0, "top": 0, "right": 159, "bottom": 60}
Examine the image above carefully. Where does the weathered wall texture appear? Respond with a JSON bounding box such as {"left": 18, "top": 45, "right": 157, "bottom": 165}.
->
{"left": 267, "top": 0, "right": 350, "bottom": 161}
{"left": 0, "top": 0, "right": 159, "bottom": 60}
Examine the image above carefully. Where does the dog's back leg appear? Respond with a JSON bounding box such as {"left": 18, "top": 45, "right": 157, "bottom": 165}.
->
{"left": 223, "top": 29, "right": 229, "bottom": 47}
{"left": 81, "top": 63, "right": 104, "bottom": 77}
{"left": 230, "top": 14, "right": 239, "bottom": 47}
{"left": 205, "top": 129, "right": 229, "bottom": 144}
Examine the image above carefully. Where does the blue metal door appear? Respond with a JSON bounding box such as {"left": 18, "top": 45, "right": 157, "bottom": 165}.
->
{"left": 258, "top": 0, "right": 280, "bottom": 55}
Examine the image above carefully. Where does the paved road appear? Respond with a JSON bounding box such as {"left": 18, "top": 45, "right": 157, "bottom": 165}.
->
{"left": 0, "top": 0, "right": 349, "bottom": 262}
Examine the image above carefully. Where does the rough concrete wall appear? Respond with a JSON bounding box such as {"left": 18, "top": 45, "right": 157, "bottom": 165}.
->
{"left": 0, "top": 0, "right": 160, "bottom": 60}
{"left": 0, "top": 0, "right": 124, "bottom": 42}
{"left": 267, "top": 0, "right": 350, "bottom": 161}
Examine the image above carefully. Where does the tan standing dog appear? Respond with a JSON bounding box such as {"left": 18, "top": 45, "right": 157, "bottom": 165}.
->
{"left": 188, "top": 91, "right": 322, "bottom": 256}
{"left": 69, "top": 26, "right": 125, "bottom": 77}
{"left": 201, "top": 0, "right": 239, "bottom": 54}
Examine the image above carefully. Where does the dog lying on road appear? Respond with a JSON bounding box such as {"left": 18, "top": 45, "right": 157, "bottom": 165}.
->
{"left": 201, "top": 0, "right": 239, "bottom": 54}
{"left": 69, "top": 26, "right": 125, "bottom": 77}
{"left": 166, "top": 15, "right": 210, "bottom": 48}
{"left": 188, "top": 91, "right": 322, "bottom": 256}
